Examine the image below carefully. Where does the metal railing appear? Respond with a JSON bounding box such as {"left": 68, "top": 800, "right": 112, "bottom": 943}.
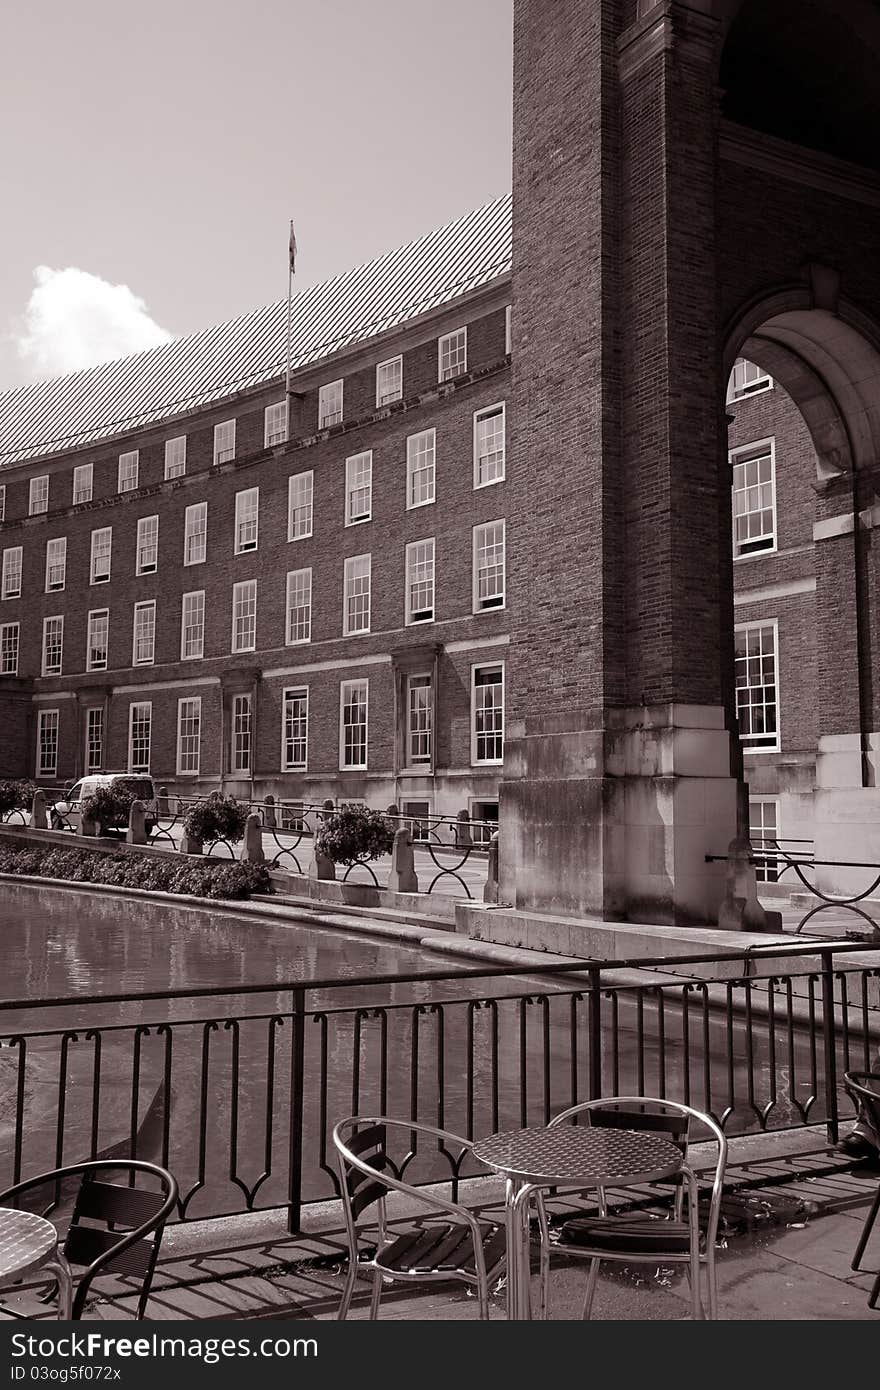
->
{"left": 708, "top": 838, "right": 880, "bottom": 937}
{"left": 0, "top": 939, "right": 876, "bottom": 1233}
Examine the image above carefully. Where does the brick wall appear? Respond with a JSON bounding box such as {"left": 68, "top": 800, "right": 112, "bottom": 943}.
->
{"left": 0, "top": 301, "right": 511, "bottom": 813}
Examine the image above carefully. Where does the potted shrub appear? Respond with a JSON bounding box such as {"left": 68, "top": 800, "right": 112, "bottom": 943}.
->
{"left": 0, "top": 779, "right": 36, "bottom": 822}
{"left": 181, "top": 793, "right": 249, "bottom": 855}
{"left": 80, "top": 784, "right": 137, "bottom": 838}
{"left": 314, "top": 804, "right": 394, "bottom": 902}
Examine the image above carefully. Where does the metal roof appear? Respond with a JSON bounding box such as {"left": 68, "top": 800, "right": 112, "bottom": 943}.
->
{"left": 0, "top": 194, "right": 512, "bottom": 468}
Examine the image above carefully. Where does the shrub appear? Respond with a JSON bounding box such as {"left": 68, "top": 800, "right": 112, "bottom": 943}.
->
{"left": 0, "top": 838, "right": 271, "bottom": 900}
{"left": 315, "top": 804, "right": 394, "bottom": 866}
{"left": 81, "top": 785, "right": 136, "bottom": 832}
{"left": 0, "top": 779, "right": 37, "bottom": 818}
{"left": 182, "top": 793, "right": 249, "bottom": 846}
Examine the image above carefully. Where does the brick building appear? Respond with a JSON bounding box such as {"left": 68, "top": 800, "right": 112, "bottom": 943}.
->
{"left": 0, "top": 199, "right": 515, "bottom": 830}
{"left": 3, "top": 0, "right": 880, "bottom": 926}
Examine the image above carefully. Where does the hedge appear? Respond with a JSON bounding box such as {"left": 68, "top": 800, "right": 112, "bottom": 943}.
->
{"left": 0, "top": 843, "right": 272, "bottom": 900}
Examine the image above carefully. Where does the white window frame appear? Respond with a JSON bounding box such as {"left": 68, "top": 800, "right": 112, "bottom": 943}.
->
{"left": 234, "top": 487, "right": 259, "bottom": 554}
{"left": 405, "top": 673, "right": 433, "bottom": 768}
{"left": 339, "top": 678, "right": 368, "bottom": 770}
{"left": 406, "top": 429, "right": 436, "bottom": 509}
{"left": 1, "top": 547, "right": 22, "bottom": 600}
{"left": 749, "top": 795, "right": 782, "bottom": 884}
{"left": 41, "top": 615, "right": 64, "bottom": 676}
{"left": 213, "top": 419, "right": 236, "bottom": 465}
{"left": 0, "top": 484, "right": 5, "bottom": 521}
{"left": 85, "top": 707, "right": 104, "bottom": 774}
{"left": 505, "top": 304, "right": 512, "bottom": 356}
{"left": 180, "top": 590, "right": 205, "bottom": 661}
{"left": 0, "top": 621, "right": 19, "bottom": 675}
{"left": 264, "top": 401, "right": 288, "bottom": 448}
{"left": 318, "top": 379, "right": 343, "bottom": 429}
{"left": 471, "top": 662, "right": 505, "bottom": 766}
{"left": 735, "top": 618, "right": 781, "bottom": 754}
{"left": 727, "top": 357, "right": 773, "bottom": 403}
{"left": 90, "top": 527, "right": 112, "bottom": 584}
{"left": 287, "top": 471, "right": 314, "bottom": 541}
{"left": 345, "top": 451, "right": 372, "bottom": 526}
{"left": 128, "top": 701, "right": 152, "bottom": 774}
{"left": 132, "top": 600, "right": 156, "bottom": 667}
{"left": 230, "top": 693, "right": 252, "bottom": 775}
{"left": 472, "top": 519, "right": 506, "bottom": 611}
{"left": 164, "top": 436, "right": 187, "bottom": 479}
{"left": 286, "top": 567, "right": 312, "bottom": 645}
{"left": 72, "top": 463, "right": 93, "bottom": 504}
{"left": 136, "top": 515, "right": 159, "bottom": 575}
{"left": 29, "top": 475, "right": 49, "bottom": 515}
{"left": 376, "top": 355, "right": 403, "bottom": 407}
{"left": 44, "top": 537, "right": 67, "bottom": 593}
{"left": 183, "top": 502, "right": 207, "bottom": 566}
{"left": 438, "top": 327, "right": 467, "bottom": 382}
{"left": 282, "top": 686, "right": 309, "bottom": 772}
{"left": 731, "top": 437, "right": 777, "bottom": 559}
{"left": 36, "top": 708, "right": 59, "bottom": 778}
{"left": 117, "top": 450, "right": 139, "bottom": 493}
{"left": 231, "top": 578, "right": 257, "bottom": 653}
{"left": 343, "top": 554, "right": 371, "bottom": 636}
{"left": 473, "top": 402, "right": 506, "bottom": 488}
{"left": 405, "top": 538, "right": 435, "bottom": 625}
{"left": 86, "top": 609, "right": 109, "bottom": 672}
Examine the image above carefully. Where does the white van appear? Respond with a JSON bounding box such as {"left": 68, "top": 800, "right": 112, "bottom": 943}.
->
{"left": 50, "top": 773, "right": 158, "bottom": 836}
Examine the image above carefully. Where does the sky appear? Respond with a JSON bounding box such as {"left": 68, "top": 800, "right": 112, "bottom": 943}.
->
{"left": 0, "top": 0, "right": 513, "bottom": 391}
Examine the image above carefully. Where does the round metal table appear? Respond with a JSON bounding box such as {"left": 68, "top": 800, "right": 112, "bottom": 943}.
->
{"left": 473, "top": 1126, "right": 685, "bottom": 1320}
{"left": 0, "top": 1208, "right": 73, "bottom": 1319}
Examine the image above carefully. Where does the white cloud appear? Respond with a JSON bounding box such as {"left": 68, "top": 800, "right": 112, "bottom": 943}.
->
{"left": 13, "top": 265, "right": 172, "bottom": 379}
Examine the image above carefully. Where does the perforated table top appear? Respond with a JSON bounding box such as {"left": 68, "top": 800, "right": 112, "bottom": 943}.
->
{"left": 472, "top": 1127, "right": 684, "bottom": 1188}
{"left": 0, "top": 1208, "right": 61, "bottom": 1287}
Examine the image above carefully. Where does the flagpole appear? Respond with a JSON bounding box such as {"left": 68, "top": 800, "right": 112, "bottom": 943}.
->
{"left": 285, "top": 220, "right": 296, "bottom": 435}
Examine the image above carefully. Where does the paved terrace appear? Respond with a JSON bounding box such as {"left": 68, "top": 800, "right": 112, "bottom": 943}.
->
{"left": 2, "top": 1130, "right": 877, "bottom": 1322}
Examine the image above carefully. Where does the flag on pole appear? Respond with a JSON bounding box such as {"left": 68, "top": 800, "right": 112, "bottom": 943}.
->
{"left": 289, "top": 220, "right": 297, "bottom": 276}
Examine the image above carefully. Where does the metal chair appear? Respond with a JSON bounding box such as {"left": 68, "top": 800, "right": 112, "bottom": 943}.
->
{"left": 534, "top": 1097, "right": 728, "bottom": 1320}
{"left": 332, "top": 1116, "right": 506, "bottom": 1319}
{"left": 844, "top": 1071, "right": 880, "bottom": 1310}
{"left": 0, "top": 1159, "right": 178, "bottom": 1319}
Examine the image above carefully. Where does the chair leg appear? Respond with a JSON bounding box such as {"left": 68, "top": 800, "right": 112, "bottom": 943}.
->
{"left": 705, "top": 1248, "right": 719, "bottom": 1321}
{"left": 369, "top": 1269, "right": 383, "bottom": 1320}
{"left": 476, "top": 1276, "right": 490, "bottom": 1320}
{"left": 869, "top": 1270, "right": 880, "bottom": 1312}
{"left": 336, "top": 1260, "right": 358, "bottom": 1321}
{"left": 852, "top": 1185, "right": 880, "bottom": 1271}
{"left": 580, "top": 1258, "right": 602, "bottom": 1319}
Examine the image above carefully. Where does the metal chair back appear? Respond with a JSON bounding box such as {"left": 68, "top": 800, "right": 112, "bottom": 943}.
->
{"left": 0, "top": 1160, "right": 178, "bottom": 1319}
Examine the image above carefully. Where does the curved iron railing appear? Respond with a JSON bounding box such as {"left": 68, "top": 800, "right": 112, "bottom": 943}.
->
{"left": 0, "top": 939, "right": 876, "bottom": 1232}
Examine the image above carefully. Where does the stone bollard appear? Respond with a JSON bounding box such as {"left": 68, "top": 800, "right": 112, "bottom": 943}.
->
{"left": 179, "top": 832, "right": 203, "bottom": 855}
{"left": 157, "top": 785, "right": 169, "bottom": 816}
{"left": 454, "top": 809, "right": 472, "bottom": 849}
{"left": 80, "top": 812, "right": 98, "bottom": 837}
{"left": 717, "top": 835, "right": 774, "bottom": 932}
{"left": 31, "top": 789, "right": 48, "bottom": 830}
{"left": 309, "top": 844, "right": 336, "bottom": 880}
{"left": 126, "top": 799, "right": 147, "bottom": 845}
{"left": 240, "top": 812, "right": 265, "bottom": 863}
{"left": 483, "top": 832, "right": 500, "bottom": 904}
{"left": 388, "top": 826, "right": 418, "bottom": 894}
{"left": 263, "top": 794, "right": 276, "bottom": 831}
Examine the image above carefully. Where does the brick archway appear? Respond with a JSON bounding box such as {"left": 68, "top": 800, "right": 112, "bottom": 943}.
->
{"left": 501, "top": 0, "right": 880, "bottom": 929}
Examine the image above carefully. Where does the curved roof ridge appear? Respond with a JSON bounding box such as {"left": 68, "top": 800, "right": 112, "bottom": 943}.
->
{"left": 0, "top": 193, "right": 512, "bottom": 466}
